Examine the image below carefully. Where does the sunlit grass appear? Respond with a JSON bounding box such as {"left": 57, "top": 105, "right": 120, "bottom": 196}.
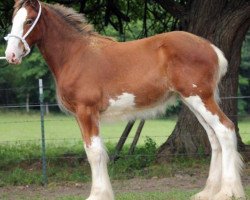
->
{"left": 0, "top": 111, "right": 249, "bottom": 145}
{"left": 1, "top": 187, "right": 250, "bottom": 200}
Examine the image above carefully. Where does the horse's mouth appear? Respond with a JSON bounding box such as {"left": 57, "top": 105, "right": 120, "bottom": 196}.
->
{"left": 7, "top": 57, "right": 22, "bottom": 65}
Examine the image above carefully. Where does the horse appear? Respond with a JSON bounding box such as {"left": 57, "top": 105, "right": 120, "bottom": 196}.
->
{"left": 4, "top": 0, "right": 245, "bottom": 199}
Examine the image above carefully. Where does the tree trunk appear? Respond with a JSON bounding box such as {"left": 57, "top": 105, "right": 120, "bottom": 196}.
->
{"left": 157, "top": 0, "right": 250, "bottom": 162}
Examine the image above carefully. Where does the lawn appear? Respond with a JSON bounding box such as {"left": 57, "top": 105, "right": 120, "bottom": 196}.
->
{"left": 0, "top": 111, "right": 175, "bottom": 146}
{"left": 0, "top": 111, "right": 249, "bottom": 199}
{"left": 1, "top": 188, "right": 250, "bottom": 200}
{"left": 0, "top": 111, "right": 249, "bottom": 146}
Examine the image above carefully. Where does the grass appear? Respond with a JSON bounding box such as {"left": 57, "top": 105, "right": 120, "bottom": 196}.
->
{"left": 0, "top": 111, "right": 249, "bottom": 145}
{"left": 0, "top": 137, "right": 164, "bottom": 185}
{"left": 1, "top": 188, "right": 250, "bottom": 200}
{"left": 0, "top": 111, "right": 249, "bottom": 198}
{"left": 239, "top": 118, "right": 250, "bottom": 144}
{"left": 57, "top": 188, "right": 250, "bottom": 200}
{"left": 0, "top": 135, "right": 210, "bottom": 186}
{"left": 0, "top": 190, "right": 197, "bottom": 200}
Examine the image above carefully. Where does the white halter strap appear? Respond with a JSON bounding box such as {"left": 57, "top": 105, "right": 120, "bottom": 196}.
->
{"left": 4, "top": 1, "right": 42, "bottom": 57}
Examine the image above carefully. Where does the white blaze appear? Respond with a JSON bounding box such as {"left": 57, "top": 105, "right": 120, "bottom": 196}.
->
{"left": 5, "top": 8, "right": 27, "bottom": 60}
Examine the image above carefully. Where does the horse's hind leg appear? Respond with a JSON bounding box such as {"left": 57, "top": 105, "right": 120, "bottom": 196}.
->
{"left": 76, "top": 105, "right": 114, "bottom": 200}
{"left": 183, "top": 95, "right": 245, "bottom": 200}
{"left": 184, "top": 103, "right": 222, "bottom": 200}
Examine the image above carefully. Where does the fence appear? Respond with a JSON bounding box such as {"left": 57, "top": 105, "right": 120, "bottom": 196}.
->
{"left": 0, "top": 79, "right": 249, "bottom": 185}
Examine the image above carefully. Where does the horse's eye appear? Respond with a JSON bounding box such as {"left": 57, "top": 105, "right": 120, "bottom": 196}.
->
{"left": 26, "top": 19, "right": 33, "bottom": 25}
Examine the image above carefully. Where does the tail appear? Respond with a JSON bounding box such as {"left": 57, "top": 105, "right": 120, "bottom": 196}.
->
{"left": 210, "top": 44, "right": 228, "bottom": 102}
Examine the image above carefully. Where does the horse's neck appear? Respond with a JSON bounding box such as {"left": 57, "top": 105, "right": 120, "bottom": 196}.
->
{"left": 37, "top": 8, "right": 88, "bottom": 78}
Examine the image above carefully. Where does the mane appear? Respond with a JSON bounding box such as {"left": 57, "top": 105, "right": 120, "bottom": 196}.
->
{"left": 46, "top": 3, "right": 95, "bottom": 36}
{"left": 14, "top": 1, "right": 114, "bottom": 40}
{"left": 47, "top": 3, "right": 115, "bottom": 40}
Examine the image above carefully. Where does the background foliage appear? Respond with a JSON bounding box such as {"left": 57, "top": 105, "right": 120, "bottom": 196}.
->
{"left": 0, "top": 0, "right": 249, "bottom": 114}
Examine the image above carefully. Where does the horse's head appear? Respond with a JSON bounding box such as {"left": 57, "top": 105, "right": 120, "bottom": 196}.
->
{"left": 5, "top": 0, "right": 43, "bottom": 64}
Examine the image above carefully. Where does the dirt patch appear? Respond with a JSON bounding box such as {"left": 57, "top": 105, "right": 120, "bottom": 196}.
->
{"left": 1, "top": 171, "right": 250, "bottom": 200}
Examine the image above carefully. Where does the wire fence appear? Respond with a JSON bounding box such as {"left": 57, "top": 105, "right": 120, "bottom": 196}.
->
{"left": 0, "top": 86, "right": 249, "bottom": 145}
{"left": 0, "top": 81, "right": 249, "bottom": 185}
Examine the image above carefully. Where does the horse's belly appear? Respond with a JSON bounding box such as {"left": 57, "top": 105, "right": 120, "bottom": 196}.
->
{"left": 100, "top": 92, "right": 176, "bottom": 122}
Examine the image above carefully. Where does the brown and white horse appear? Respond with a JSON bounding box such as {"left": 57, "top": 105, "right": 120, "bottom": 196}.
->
{"left": 5, "top": 0, "right": 245, "bottom": 199}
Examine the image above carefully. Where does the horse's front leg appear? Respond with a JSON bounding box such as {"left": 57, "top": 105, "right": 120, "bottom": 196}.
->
{"left": 76, "top": 105, "right": 114, "bottom": 200}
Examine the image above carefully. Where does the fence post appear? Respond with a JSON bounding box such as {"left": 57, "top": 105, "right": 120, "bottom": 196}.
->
{"left": 39, "top": 79, "right": 47, "bottom": 185}
{"left": 128, "top": 120, "right": 145, "bottom": 155}
{"left": 111, "top": 120, "right": 135, "bottom": 162}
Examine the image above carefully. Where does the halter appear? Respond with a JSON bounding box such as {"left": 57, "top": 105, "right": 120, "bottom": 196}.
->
{"left": 3, "top": 1, "right": 42, "bottom": 58}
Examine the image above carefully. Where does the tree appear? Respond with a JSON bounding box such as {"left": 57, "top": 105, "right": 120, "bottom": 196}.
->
{"left": 239, "top": 30, "right": 250, "bottom": 114}
{"left": 0, "top": 0, "right": 249, "bottom": 158}
{"left": 156, "top": 0, "right": 250, "bottom": 161}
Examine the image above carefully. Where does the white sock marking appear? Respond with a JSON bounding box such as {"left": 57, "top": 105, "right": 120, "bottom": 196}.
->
{"left": 185, "top": 95, "right": 245, "bottom": 198}
{"left": 85, "top": 136, "right": 114, "bottom": 200}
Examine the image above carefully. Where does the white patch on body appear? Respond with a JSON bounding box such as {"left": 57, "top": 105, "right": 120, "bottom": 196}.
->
{"left": 184, "top": 95, "right": 245, "bottom": 199}
{"left": 192, "top": 84, "right": 197, "bottom": 88}
{"left": 5, "top": 8, "right": 27, "bottom": 60}
{"left": 84, "top": 136, "right": 114, "bottom": 200}
{"left": 101, "top": 92, "right": 176, "bottom": 122}
{"left": 109, "top": 92, "right": 135, "bottom": 110}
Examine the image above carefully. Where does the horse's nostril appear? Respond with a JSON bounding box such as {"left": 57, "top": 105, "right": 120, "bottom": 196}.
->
{"left": 12, "top": 53, "right": 16, "bottom": 58}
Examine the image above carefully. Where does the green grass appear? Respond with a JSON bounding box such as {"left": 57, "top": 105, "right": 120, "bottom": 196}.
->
{"left": 0, "top": 111, "right": 176, "bottom": 146}
{"left": 1, "top": 188, "right": 250, "bottom": 200}
{"left": 0, "top": 136, "right": 210, "bottom": 187}
{"left": 0, "top": 191, "right": 197, "bottom": 200}
{"left": 0, "top": 111, "right": 249, "bottom": 190}
{"left": 239, "top": 118, "right": 250, "bottom": 144}
{"left": 0, "top": 111, "right": 249, "bottom": 145}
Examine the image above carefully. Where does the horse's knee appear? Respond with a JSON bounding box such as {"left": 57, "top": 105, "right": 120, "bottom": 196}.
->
{"left": 84, "top": 136, "right": 108, "bottom": 164}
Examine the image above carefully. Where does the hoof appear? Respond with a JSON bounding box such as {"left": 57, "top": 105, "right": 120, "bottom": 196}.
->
{"left": 213, "top": 191, "right": 246, "bottom": 200}
{"left": 86, "top": 191, "right": 114, "bottom": 200}
{"left": 191, "top": 191, "right": 210, "bottom": 200}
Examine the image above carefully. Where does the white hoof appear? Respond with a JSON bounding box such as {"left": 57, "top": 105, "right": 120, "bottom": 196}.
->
{"left": 191, "top": 190, "right": 210, "bottom": 200}
{"left": 213, "top": 190, "right": 246, "bottom": 200}
{"left": 191, "top": 183, "right": 221, "bottom": 200}
{"left": 86, "top": 190, "right": 114, "bottom": 200}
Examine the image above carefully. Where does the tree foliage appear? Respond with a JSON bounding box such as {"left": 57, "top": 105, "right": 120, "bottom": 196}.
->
{"left": 239, "top": 30, "right": 250, "bottom": 114}
{"left": 0, "top": 0, "right": 249, "bottom": 115}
